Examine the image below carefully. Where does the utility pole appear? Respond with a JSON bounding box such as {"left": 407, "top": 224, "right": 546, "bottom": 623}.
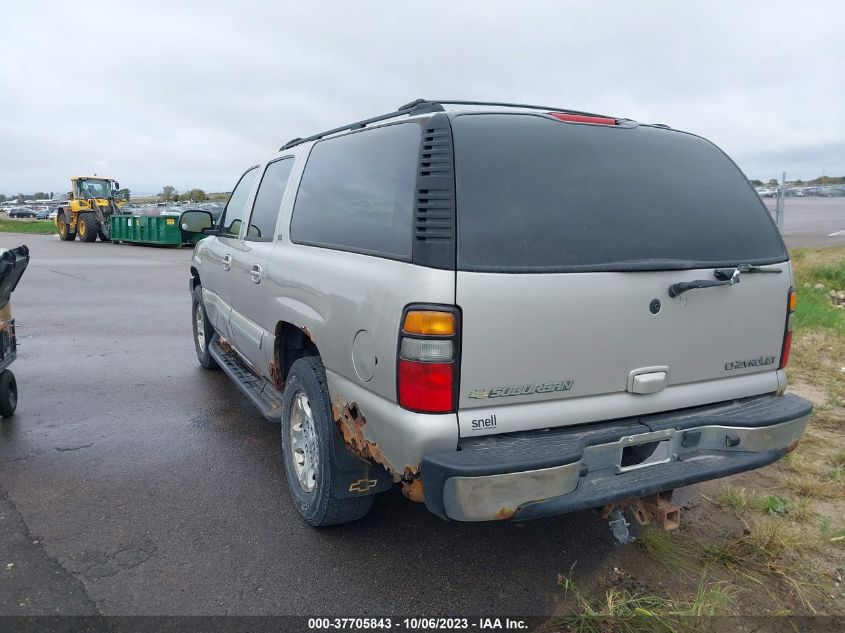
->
{"left": 775, "top": 171, "right": 786, "bottom": 230}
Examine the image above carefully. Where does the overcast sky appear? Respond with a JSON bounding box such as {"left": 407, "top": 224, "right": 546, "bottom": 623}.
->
{"left": 2, "top": 0, "right": 843, "bottom": 195}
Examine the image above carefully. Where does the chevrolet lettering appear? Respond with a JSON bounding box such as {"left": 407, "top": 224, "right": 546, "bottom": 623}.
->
{"left": 725, "top": 356, "right": 777, "bottom": 371}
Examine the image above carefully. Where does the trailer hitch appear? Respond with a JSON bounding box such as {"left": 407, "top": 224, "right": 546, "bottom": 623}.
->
{"left": 601, "top": 492, "right": 682, "bottom": 544}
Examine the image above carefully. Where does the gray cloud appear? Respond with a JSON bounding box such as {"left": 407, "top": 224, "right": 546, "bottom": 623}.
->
{"left": 1, "top": 0, "right": 843, "bottom": 195}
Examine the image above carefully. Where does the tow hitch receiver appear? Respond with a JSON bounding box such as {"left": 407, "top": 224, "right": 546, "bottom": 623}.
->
{"left": 602, "top": 492, "right": 682, "bottom": 543}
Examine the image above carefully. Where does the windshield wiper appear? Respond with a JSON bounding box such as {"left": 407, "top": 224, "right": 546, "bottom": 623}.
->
{"left": 714, "top": 264, "right": 782, "bottom": 280}
{"left": 669, "top": 268, "right": 741, "bottom": 298}
{"left": 669, "top": 264, "right": 782, "bottom": 298}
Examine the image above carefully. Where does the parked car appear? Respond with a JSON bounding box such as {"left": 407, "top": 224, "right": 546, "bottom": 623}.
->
{"left": 8, "top": 208, "right": 36, "bottom": 218}
{"left": 187, "top": 99, "right": 811, "bottom": 532}
{"left": 35, "top": 209, "right": 51, "bottom": 220}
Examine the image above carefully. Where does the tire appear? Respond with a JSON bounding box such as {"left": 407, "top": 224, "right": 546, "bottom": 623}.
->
{"left": 98, "top": 228, "right": 109, "bottom": 242}
{"left": 57, "top": 212, "right": 76, "bottom": 241}
{"left": 77, "top": 213, "right": 98, "bottom": 242}
{"left": 0, "top": 369, "right": 17, "bottom": 418}
{"left": 281, "top": 356, "right": 374, "bottom": 526}
{"left": 191, "top": 285, "right": 219, "bottom": 369}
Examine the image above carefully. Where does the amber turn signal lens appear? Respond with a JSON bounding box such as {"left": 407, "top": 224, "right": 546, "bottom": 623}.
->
{"left": 403, "top": 310, "right": 455, "bottom": 336}
{"left": 788, "top": 290, "right": 797, "bottom": 312}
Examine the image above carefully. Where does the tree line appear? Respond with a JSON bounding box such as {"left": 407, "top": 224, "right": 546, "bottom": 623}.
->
{"left": 158, "top": 186, "right": 209, "bottom": 202}
{"left": 0, "top": 190, "right": 132, "bottom": 203}
{"left": 751, "top": 175, "right": 845, "bottom": 187}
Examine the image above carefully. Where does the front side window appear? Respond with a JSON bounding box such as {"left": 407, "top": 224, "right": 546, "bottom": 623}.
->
{"left": 246, "top": 158, "right": 294, "bottom": 241}
{"left": 220, "top": 167, "right": 259, "bottom": 237}
{"left": 290, "top": 123, "right": 421, "bottom": 259}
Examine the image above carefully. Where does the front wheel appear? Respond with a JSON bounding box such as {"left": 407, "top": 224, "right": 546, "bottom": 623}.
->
{"left": 281, "top": 356, "right": 374, "bottom": 526}
{"left": 77, "top": 213, "right": 98, "bottom": 242}
{"left": 57, "top": 213, "right": 76, "bottom": 241}
{"left": 0, "top": 369, "right": 17, "bottom": 418}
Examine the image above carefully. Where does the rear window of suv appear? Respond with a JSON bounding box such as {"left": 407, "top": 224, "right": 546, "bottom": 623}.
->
{"left": 452, "top": 114, "right": 786, "bottom": 272}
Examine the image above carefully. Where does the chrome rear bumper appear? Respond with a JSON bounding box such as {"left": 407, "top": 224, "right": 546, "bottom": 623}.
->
{"left": 422, "top": 394, "right": 812, "bottom": 522}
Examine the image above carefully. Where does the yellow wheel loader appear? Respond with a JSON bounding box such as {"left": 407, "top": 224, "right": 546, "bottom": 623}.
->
{"left": 55, "top": 177, "right": 125, "bottom": 242}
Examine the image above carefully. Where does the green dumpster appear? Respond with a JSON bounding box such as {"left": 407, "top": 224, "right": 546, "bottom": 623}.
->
{"left": 110, "top": 213, "right": 183, "bottom": 247}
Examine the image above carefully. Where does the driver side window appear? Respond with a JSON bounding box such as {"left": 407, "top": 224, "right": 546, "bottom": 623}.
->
{"left": 219, "top": 167, "right": 259, "bottom": 238}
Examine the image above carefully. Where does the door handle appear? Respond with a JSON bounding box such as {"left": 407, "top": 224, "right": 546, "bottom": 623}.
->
{"left": 222, "top": 254, "right": 232, "bottom": 271}
{"left": 250, "top": 263, "right": 262, "bottom": 284}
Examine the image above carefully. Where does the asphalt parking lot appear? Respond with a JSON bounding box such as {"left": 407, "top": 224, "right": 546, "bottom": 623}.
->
{"left": 0, "top": 234, "right": 617, "bottom": 618}
{"left": 765, "top": 197, "right": 845, "bottom": 247}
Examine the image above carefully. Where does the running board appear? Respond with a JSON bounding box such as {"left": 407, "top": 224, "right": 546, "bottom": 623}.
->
{"left": 209, "top": 335, "right": 283, "bottom": 421}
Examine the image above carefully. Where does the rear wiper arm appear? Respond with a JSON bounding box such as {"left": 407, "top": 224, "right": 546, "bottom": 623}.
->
{"left": 714, "top": 264, "right": 782, "bottom": 280}
{"left": 668, "top": 268, "right": 740, "bottom": 298}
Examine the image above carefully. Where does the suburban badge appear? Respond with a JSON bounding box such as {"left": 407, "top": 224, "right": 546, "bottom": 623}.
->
{"left": 469, "top": 380, "right": 574, "bottom": 399}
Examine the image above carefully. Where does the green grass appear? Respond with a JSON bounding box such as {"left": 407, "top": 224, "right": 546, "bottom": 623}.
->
{"left": 637, "top": 528, "right": 704, "bottom": 575}
{"left": 791, "top": 248, "right": 845, "bottom": 334}
{"left": 715, "top": 487, "right": 791, "bottom": 516}
{"left": 788, "top": 247, "right": 845, "bottom": 404}
{"left": 556, "top": 574, "right": 735, "bottom": 632}
{"left": 636, "top": 524, "right": 818, "bottom": 612}
{"left": 0, "top": 219, "right": 56, "bottom": 235}
{"left": 820, "top": 518, "right": 845, "bottom": 546}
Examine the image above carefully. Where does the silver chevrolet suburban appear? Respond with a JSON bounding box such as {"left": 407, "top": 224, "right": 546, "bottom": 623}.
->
{"left": 188, "top": 99, "right": 811, "bottom": 531}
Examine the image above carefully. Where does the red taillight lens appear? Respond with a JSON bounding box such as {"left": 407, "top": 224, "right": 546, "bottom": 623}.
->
{"left": 547, "top": 112, "right": 617, "bottom": 125}
{"left": 398, "top": 305, "right": 459, "bottom": 413}
{"left": 398, "top": 360, "right": 453, "bottom": 412}
{"left": 779, "top": 288, "right": 796, "bottom": 370}
{"left": 779, "top": 330, "right": 793, "bottom": 370}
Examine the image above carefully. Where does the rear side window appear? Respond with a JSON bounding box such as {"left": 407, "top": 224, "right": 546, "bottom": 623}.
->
{"left": 247, "top": 158, "right": 294, "bottom": 241}
{"left": 290, "top": 123, "right": 421, "bottom": 259}
{"left": 453, "top": 114, "right": 786, "bottom": 272}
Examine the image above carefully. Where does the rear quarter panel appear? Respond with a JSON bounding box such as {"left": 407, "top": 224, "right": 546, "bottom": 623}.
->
{"left": 262, "top": 243, "right": 459, "bottom": 476}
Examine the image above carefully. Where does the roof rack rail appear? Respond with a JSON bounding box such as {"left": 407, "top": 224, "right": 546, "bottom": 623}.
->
{"left": 279, "top": 99, "right": 443, "bottom": 151}
{"left": 416, "top": 99, "right": 619, "bottom": 120}
{"left": 278, "top": 99, "right": 623, "bottom": 151}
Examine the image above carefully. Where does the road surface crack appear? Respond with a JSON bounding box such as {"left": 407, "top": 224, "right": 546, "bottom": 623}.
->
{"left": 54, "top": 443, "right": 94, "bottom": 452}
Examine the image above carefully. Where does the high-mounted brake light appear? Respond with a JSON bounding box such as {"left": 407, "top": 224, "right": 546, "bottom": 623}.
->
{"left": 780, "top": 288, "right": 796, "bottom": 370}
{"left": 398, "top": 306, "right": 459, "bottom": 413}
{"left": 547, "top": 112, "right": 617, "bottom": 126}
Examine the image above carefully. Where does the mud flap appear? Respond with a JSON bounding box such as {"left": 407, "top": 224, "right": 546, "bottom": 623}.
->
{"left": 329, "top": 421, "right": 393, "bottom": 499}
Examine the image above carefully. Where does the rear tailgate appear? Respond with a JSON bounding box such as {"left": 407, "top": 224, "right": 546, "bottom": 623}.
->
{"left": 451, "top": 112, "right": 790, "bottom": 437}
{"left": 457, "top": 264, "right": 790, "bottom": 435}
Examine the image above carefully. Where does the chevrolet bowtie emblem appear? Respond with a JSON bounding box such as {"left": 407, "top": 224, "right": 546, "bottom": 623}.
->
{"left": 349, "top": 478, "right": 377, "bottom": 493}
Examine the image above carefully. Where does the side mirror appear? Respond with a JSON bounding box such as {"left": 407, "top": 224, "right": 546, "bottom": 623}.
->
{"left": 180, "top": 210, "right": 214, "bottom": 234}
{"left": 113, "top": 182, "right": 120, "bottom": 191}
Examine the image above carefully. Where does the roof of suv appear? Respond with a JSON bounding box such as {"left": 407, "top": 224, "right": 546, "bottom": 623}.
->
{"left": 278, "top": 99, "right": 636, "bottom": 151}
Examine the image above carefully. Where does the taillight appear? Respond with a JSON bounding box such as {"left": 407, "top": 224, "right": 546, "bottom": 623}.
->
{"left": 780, "top": 288, "right": 796, "bottom": 369}
{"left": 547, "top": 112, "right": 617, "bottom": 126}
{"left": 397, "top": 307, "right": 459, "bottom": 413}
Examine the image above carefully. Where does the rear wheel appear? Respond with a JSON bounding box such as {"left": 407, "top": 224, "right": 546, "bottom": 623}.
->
{"left": 0, "top": 369, "right": 17, "bottom": 418}
{"left": 57, "top": 212, "right": 76, "bottom": 241}
{"left": 77, "top": 213, "right": 98, "bottom": 242}
{"left": 281, "top": 356, "right": 374, "bottom": 526}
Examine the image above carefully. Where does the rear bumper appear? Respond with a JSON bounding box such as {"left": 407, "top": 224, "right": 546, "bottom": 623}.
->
{"left": 421, "top": 393, "right": 812, "bottom": 521}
